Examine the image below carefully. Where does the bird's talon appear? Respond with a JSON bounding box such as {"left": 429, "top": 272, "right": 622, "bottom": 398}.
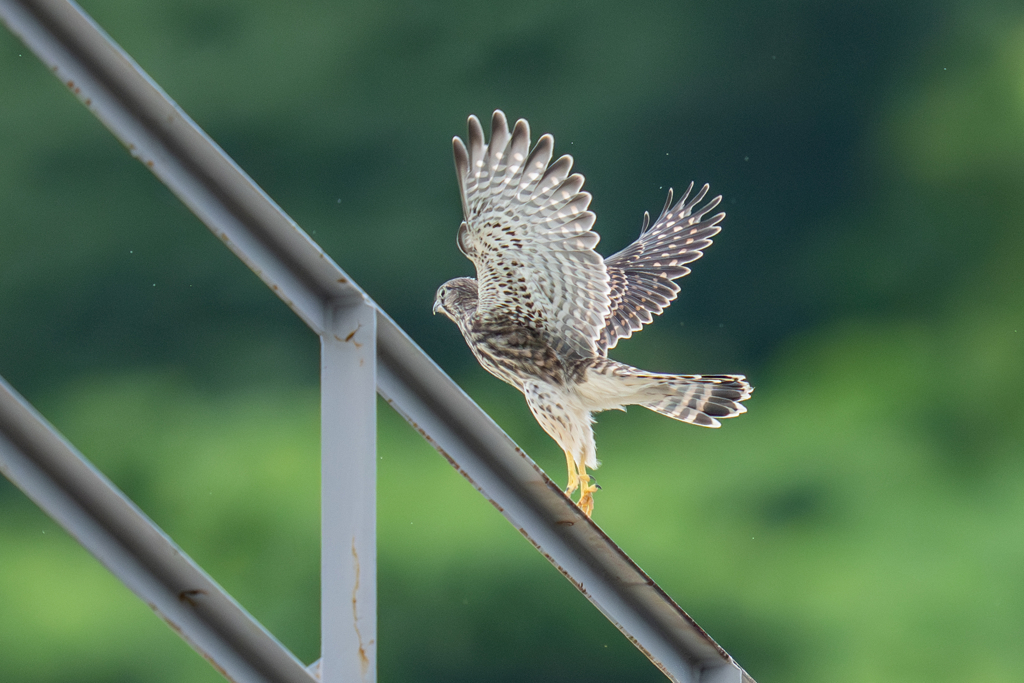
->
{"left": 575, "top": 468, "right": 599, "bottom": 517}
{"left": 577, "top": 489, "right": 595, "bottom": 517}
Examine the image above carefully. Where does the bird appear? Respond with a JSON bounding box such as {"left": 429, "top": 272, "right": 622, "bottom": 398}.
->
{"left": 433, "top": 111, "right": 752, "bottom": 517}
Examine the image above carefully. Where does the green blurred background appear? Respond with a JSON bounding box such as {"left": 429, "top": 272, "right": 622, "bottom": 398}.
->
{"left": 2, "top": 1, "right": 1023, "bottom": 681}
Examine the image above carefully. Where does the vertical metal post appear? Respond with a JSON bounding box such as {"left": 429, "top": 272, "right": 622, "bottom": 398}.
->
{"left": 320, "top": 299, "right": 377, "bottom": 683}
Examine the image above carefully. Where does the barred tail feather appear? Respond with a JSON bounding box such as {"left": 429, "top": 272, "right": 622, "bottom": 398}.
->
{"left": 641, "top": 374, "right": 752, "bottom": 428}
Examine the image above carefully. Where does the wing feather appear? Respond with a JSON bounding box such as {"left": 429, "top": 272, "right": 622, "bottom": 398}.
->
{"left": 454, "top": 111, "right": 610, "bottom": 358}
{"left": 598, "top": 183, "right": 726, "bottom": 354}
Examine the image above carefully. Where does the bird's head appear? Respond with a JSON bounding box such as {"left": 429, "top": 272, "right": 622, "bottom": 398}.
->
{"left": 433, "top": 277, "right": 479, "bottom": 324}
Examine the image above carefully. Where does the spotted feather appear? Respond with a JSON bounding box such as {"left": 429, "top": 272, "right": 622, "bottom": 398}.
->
{"left": 453, "top": 111, "right": 611, "bottom": 359}
{"left": 598, "top": 183, "right": 725, "bottom": 354}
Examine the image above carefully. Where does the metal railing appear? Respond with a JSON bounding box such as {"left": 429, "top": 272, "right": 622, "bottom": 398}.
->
{"left": 0, "top": 1, "right": 755, "bottom": 682}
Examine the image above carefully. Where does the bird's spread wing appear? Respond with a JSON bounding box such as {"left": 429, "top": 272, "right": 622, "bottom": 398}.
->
{"left": 598, "top": 183, "right": 725, "bottom": 354}
{"left": 453, "top": 111, "right": 610, "bottom": 359}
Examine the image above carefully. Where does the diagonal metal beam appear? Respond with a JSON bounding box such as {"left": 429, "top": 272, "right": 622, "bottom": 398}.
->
{"left": 0, "top": 376, "right": 317, "bottom": 683}
{"left": 0, "top": 0, "right": 754, "bottom": 681}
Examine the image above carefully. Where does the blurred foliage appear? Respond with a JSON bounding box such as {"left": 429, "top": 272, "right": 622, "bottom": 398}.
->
{"left": 1, "top": 0, "right": 1023, "bottom": 682}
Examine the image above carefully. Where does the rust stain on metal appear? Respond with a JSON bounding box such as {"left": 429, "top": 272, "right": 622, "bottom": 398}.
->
{"left": 178, "top": 588, "right": 207, "bottom": 606}
{"left": 534, "top": 543, "right": 597, "bottom": 600}
{"left": 199, "top": 651, "right": 234, "bottom": 683}
{"left": 338, "top": 277, "right": 348, "bottom": 284}
{"left": 162, "top": 612, "right": 185, "bottom": 637}
{"left": 153, "top": 604, "right": 240, "bottom": 682}
{"left": 351, "top": 539, "right": 371, "bottom": 677}
{"left": 211, "top": 662, "right": 233, "bottom": 681}
{"left": 344, "top": 324, "right": 363, "bottom": 348}
{"left": 394, "top": 407, "right": 489, "bottom": 492}
{"left": 516, "top": 546, "right": 681, "bottom": 680}
{"left": 622, "top": 633, "right": 668, "bottom": 680}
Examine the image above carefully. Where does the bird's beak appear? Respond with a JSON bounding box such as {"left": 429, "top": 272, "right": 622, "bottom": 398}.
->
{"left": 432, "top": 299, "right": 442, "bottom": 315}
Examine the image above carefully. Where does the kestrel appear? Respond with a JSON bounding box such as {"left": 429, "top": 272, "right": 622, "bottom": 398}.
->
{"left": 433, "top": 111, "right": 752, "bottom": 517}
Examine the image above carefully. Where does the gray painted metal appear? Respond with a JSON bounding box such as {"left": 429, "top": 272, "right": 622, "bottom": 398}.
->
{"left": 0, "top": 377, "right": 316, "bottom": 683}
{"left": 321, "top": 302, "right": 378, "bottom": 683}
{"left": 0, "top": 0, "right": 754, "bottom": 681}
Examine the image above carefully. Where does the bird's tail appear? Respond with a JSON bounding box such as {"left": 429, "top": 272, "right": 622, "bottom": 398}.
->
{"left": 641, "top": 374, "right": 753, "bottom": 428}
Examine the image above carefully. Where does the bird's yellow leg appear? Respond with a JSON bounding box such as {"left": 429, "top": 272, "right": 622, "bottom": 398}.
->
{"left": 576, "top": 462, "right": 599, "bottom": 518}
{"left": 564, "top": 450, "right": 580, "bottom": 495}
